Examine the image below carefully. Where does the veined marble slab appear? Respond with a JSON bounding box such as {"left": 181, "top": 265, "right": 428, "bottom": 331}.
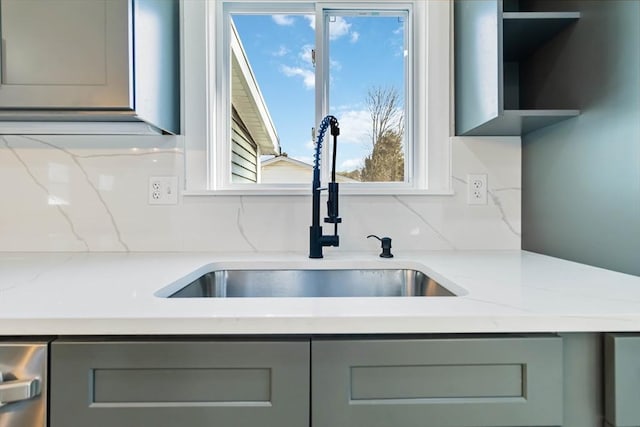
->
{"left": 0, "top": 135, "right": 520, "bottom": 252}
{"left": 0, "top": 250, "right": 639, "bottom": 335}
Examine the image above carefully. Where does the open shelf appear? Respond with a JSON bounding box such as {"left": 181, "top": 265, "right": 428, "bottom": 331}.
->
{"left": 503, "top": 12, "right": 580, "bottom": 60}
{"left": 460, "top": 109, "right": 580, "bottom": 136}
{"left": 454, "top": 1, "right": 581, "bottom": 136}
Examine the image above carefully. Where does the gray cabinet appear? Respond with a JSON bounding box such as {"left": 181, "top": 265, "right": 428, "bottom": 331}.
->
{"left": 50, "top": 336, "right": 565, "bottom": 427}
{"left": 605, "top": 333, "right": 640, "bottom": 427}
{"left": 0, "top": 0, "right": 179, "bottom": 134}
{"left": 455, "top": 0, "right": 580, "bottom": 136}
{"left": 0, "top": 0, "right": 129, "bottom": 109}
{"left": 50, "top": 339, "right": 309, "bottom": 427}
{"left": 312, "top": 335, "right": 563, "bottom": 427}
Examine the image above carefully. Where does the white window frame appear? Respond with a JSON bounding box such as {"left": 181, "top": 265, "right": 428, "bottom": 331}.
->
{"left": 182, "top": 0, "right": 452, "bottom": 195}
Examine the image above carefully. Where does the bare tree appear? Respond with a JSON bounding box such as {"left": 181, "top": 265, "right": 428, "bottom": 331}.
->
{"left": 360, "top": 86, "right": 405, "bottom": 182}
{"left": 366, "top": 86, "right": 403, "bottom": 146}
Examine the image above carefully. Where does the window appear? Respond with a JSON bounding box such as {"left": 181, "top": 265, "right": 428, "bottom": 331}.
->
{"left": 183, "top": 0, "right": 452, "bottom": 194}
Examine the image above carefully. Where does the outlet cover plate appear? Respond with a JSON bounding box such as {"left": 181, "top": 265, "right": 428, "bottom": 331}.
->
{"left": 467, "top": 173, "right": 488, "bottom": 205}
{"left": 149, "top": 176, "right": 178, "bottom": 205}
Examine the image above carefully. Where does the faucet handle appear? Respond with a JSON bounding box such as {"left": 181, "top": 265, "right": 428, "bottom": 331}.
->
{"left": 367, "top": 235, "right": 394, "bottom": 258}
{"left": 325, "top": 182, "right": 341, "bottom": 223}
{"left": 329, "top": 117, "right": 340, "bottom": 136}
{"left": 324, "top": 217, "right": 342, "bottom": 224}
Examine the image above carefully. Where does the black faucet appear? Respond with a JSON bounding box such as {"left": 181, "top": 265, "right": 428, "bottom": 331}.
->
{"left": 309, "top": 115, "right": 341, "bottom": 259}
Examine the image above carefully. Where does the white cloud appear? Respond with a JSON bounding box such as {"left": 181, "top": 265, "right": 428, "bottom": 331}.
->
{"left": 299, "top": 44, "right": 314, "bottom": 66}
{"left": 304, "top": 15, "right": 316, "bottom": 30}
{"left": 336, "top": 109, "right": 372, "bottom": 145}
{"left": 272, "top": 45, "right": 289, "bottom": 57}
{"left": 329, "top": 16, "right": 351, "bottom": 40}
{"left": 279, "top": 45, "right": 317, "bottom": 90}
{"left": 391, "top": 25, "right": 406, "bottom": 56}
{"left": 280, "top": 65, "right": 315, "bottom": 89}
{"left": 334, "top": 102, "right": 363, "bottom": 112}
{"left": 304, "top": 15, "right": 358, "bottom": 42}
{"left": 340, "top": 157, "right": 364, "bottom": 171}
{"left": 272, "top": 15, "right": 295, "bottom": 26}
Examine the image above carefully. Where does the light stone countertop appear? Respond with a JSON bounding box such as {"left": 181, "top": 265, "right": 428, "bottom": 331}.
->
{"left": 1, "top": 250, "right": 639, "bottom": 336}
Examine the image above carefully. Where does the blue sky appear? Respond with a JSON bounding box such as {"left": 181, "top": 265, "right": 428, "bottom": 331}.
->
{"left": 232, "top": 12, "right": 406, "bottom": 173}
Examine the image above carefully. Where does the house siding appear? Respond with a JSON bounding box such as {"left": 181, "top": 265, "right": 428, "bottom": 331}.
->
{"left": 231, "top": 107, "right": 258, "bottom": 183}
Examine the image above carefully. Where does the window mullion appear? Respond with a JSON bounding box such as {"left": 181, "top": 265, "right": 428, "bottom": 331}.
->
{"left": 315, "top": 4, "right": 330, "bottom": 183}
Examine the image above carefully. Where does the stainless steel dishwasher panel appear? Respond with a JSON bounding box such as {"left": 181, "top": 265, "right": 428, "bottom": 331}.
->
{"left": 0, "top": 341, "right": 48, "bottom": 427}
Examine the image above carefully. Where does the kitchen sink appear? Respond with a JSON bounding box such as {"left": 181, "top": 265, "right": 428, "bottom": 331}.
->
{"left": 167, "top": 269, "right": 457, "bottom": 298}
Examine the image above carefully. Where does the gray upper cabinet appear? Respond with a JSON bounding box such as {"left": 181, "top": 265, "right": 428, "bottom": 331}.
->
{"left": 455, "top": 0, "right": 580, "bottom": 136}
{"left": 0, "top": 0, "right": 130, "bottom": 109}
{"left": 0, "top": 0, "right": 179, "bottom": 134}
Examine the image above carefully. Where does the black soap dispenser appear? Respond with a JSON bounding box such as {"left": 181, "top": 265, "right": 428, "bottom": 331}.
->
{"left": 367, "top": 235, "right": 394, "bottom": 258}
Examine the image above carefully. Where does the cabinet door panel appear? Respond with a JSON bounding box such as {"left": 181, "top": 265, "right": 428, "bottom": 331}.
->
{"left": 312, "top": 336, "right": 563, "bottom": 427}
{"left": 605, "top": 333, "right": 640, "bottom": 427}
{"left": 0, "top": 0, "right": 131, "bottom": 108}
{"left": 51, "top": 340, "right": 309, "bottom": 427}
{"left": 454, "top": 0, "right": 502, "bottom": 135}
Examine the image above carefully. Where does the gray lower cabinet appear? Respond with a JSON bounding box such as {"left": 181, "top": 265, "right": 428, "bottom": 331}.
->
{"left": 50, "top": 339, "right": 310, "bottom": 427}
{"left": 605, "top": 333, "right": 640, "bottom": 427}
{"left": 50, "top": 336, "right": 565, "bottom": 427}
{"left": 312, "top": 335, "right": 564, "bottom": 427}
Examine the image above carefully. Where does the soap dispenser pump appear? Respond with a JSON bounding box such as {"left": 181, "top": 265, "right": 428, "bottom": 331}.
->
{"left": 367, "top": 235, "right": 394, "bottom": 258}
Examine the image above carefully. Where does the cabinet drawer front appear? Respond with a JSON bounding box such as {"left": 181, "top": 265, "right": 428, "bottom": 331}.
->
{"left": 312, "top": 336, "right": 562, "bottom": 427}
{"left": 51, "top": 340, "right": 309, "bottom": 427}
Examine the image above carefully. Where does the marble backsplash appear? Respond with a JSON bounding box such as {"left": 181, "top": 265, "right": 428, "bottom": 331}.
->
{"left": 0, "top": 134, "right": 520, "bottom": 252}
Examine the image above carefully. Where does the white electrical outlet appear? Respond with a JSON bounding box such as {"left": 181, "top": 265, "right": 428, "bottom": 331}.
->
{"left": 149, "top": 176, "right": 178, "bottom": 205}
{"left": 467, "top": 174, "right": 488, "bottom": 205}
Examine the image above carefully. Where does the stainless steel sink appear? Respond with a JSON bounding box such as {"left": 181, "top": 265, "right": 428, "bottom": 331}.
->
{"left": 168, "top": 269, "right": 457, "bottom": 298}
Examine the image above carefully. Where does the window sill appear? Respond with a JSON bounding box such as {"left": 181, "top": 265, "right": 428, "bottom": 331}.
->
{"left": 183, "top": 187, "right": 455, "bottom": 197}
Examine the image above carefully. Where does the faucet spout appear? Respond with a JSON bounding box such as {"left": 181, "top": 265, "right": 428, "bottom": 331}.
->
{"left": 309, "top": 115, "right": 341, "bottom": 259}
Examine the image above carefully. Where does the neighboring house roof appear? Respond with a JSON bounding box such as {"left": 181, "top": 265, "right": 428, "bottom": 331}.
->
{"left": 261, "top": 156, "right": 358, "bottom": 184}
{"left": 261, "top": 155, "right": 314, "bottom": 169}
{"left": 231, "top": 22, "right": 280, "bottom": 156}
